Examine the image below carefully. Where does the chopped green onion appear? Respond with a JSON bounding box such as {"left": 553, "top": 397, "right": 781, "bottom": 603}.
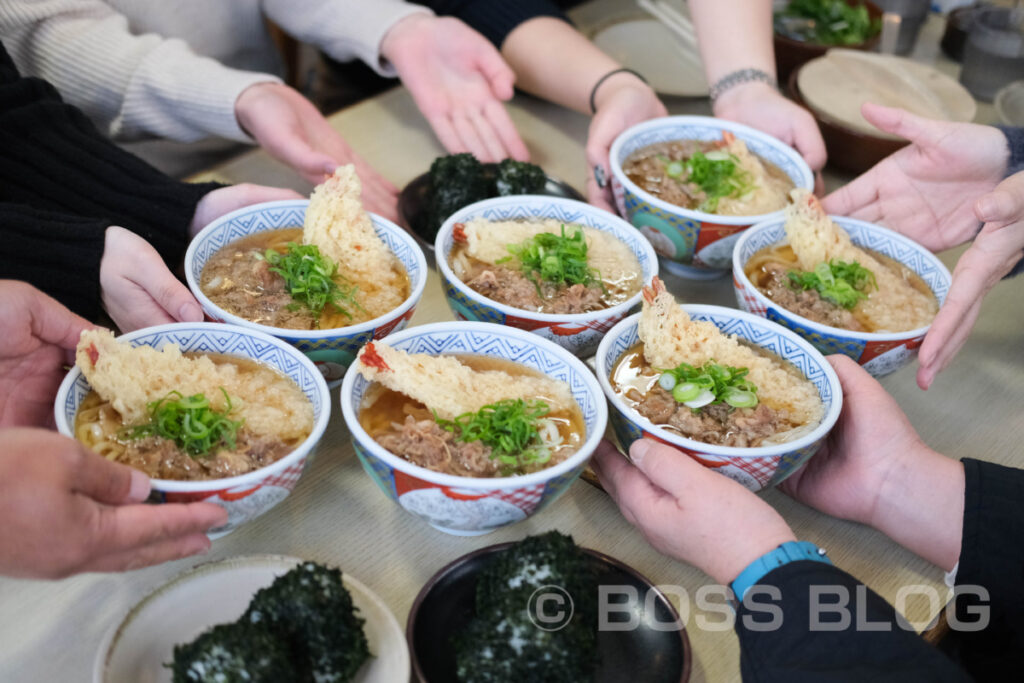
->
{"left": 684, "top": 389, "right": 716, "bottom": 409}
{"left": 659, "top": 360, "right": 759, "bottom": 411}
{"left": 119, "top": 388, "right": 243, "bottom": 458}
{"left": 666, "top": 161, "right": 685, "bottom": 178}
{"left": 672, "top": 382, "right": 701, "bottom": 403}
{"left": 787, "top": 259, "right": 877, "bottom": 310}
{"left": 658, "top": 372, "right": 677, "bottom": 391}
{"left": 663, "top": 150, "right": 758, "bottom": 213}
{"left": 724, "top": 389, "right": 758, "bottom": 409}
{"left": 504, "top": 224, "right": 601, "bottom": 292}
{"left": 265, "top": 242, "right": 362, "bottom": 325}
{"left": 435, "top": 398, "right": 552, "bottom": 474}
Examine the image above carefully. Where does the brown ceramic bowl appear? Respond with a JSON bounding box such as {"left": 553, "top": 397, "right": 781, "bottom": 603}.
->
{"left": 406, "top": 542, "right": 691, "bottom": 683}
{"left": 786, "top": 65, "right": 907, "bottom": 174}
{"left": 774, "top": 0, "right": 883, "bottom": 83}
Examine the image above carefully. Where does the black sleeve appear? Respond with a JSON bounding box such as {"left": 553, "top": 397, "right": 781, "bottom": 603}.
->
{"left": 940, "top": 458, "right": 1024, "bottom": 679}
{"left": 413, "top": 0, "right": 572, "bottom": 48}
{"left": 0, "top": 42, "right": 222, "bottom": 319}
{"left": 735, "top": 561, "right": 971, "bottom": 683}
{"left": 999, "top": 127, "right": 1024, "bottom": 177}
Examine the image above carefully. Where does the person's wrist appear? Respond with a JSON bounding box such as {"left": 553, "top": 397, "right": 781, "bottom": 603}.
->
{"left": 704, "top": 525, "right": 798, "bottom": 586}
{"left": 711, "top": 79, "right": 778, "bottom": 118}
{"left": 591, "top": 70, "right": 650, "bottom": 114}
{"left": 234, "top": 82, "right": 284, "bottom": 137}
{"left": 379, "top": 12, "right": 432, "bottom": 63}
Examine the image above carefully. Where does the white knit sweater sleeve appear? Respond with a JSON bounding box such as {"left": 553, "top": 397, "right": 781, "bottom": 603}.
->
{"left": 261, "top": 0, "right": 433, "bottom": 77}
{"left": 0, "top": 0, "right": 279, "bottom": 142}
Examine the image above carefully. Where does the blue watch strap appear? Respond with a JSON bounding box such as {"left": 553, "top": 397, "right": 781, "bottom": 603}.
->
{"left": 730, "top": 541, "right": 831, "bottom": 602}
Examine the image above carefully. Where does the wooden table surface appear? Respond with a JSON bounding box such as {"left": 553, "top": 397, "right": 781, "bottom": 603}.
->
{"left": 2, "top": 8, "right": 1021, "bottom": 683}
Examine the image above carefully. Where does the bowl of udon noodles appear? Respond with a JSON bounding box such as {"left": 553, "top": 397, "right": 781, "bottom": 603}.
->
{"left": 608, "top": 116, "right": 814, "bottom": 280}
{"left": 339, "top": 321, "right": 607, "bottom": 535}
{"left": 595, "top": 278, "right": 841, "bottom": 492}
{"left": 54, "top": 323, "right": 331, "bottom": 537}
{"left": 435, "top": 195, "right": 658, "bottom": 357}
{"left": 733, "top": 191, "right": 952, "bottom": 377}
{"left": 186, "top": 170, "right": 427, "bottom": 386}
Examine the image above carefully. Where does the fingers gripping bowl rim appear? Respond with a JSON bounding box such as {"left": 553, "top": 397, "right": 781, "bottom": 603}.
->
{"left": 595, "top": 305, "right": 843, "bottom": 492}
{"left": 608, "top": 115, "right": 814, "bottom": 278}
{"left": 53, "top": 322, "right": 331, "bottom": 536}
{"left": 339, "top": 321, "right": 609, "bottom": 535}
{"left": 731, "top": 214, "right": 952, "bottom": 377}
{"left": 434, "top": 195, "right": 659, "bottom": 358}
{"left": 184, "top": 199, "right": 428, "bottom": 385}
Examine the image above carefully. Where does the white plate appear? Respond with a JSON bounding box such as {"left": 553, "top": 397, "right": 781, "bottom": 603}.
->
{"left": 94, "top": 555, "right": 409, "bottom": 683}
{"left": 591, "top": 17, "right": 708, "bottom": 97}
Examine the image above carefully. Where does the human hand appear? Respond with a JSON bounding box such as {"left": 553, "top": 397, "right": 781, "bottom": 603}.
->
{"left": 587, "top": 78, "right": 667, "bottom": 212}
{"left": 782, "top": 356, "right": 963, "bottom": 570}
{"left": 593, "top": 438, "right": 795, "bottom": 585}
{"left": 99, "top": 227, "right": 203, "bottom": 333}
{"left": 823, "top": 104, "right": 1009, "bottom": 251}
{"left": 0, "top": 428, "right": 226, "bottom": 579}
{"left": 713, "top": 82, "right": 827, "bottom": 173}
{"left": 0, "top": 281, "right": 94, "bottom": 429}
{"left": 382, "top": 14, "right": 529, "bottom": 163}
{"left": 190, "top": 184, "right": 303, "bottom": 237}
{"left": 234, "top": 82, "right": 399, "bottom": 221}
{"left": 918, "top": 171, "right": 1024, "bottom": 389}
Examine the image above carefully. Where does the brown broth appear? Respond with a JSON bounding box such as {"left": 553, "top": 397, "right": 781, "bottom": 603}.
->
{"left": 200, "top": 228, "right": 409, "bottom": 330}
{"left": 359, "top": 355, "right": 584, "bottom": 477}
{"left": 744, "top": 243, "right": 937, "bottom": 332}
{"left": 74, "top": 353, "right": 308, "bottom": 481}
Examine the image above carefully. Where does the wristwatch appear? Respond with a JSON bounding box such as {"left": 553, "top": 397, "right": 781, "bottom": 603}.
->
{"left": 730, "top": 541, "right": 831, "bottom": 603}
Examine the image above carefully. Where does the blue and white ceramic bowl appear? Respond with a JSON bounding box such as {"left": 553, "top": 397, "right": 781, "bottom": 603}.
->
{"left": 595, "top": 305, "right": 842, "bottom": 492}
{"left": 340, "top": 322, "right": 608, "bottom": 535}
{"left": 435, "top": 195, "right": 658, "bottom": 358}
{"left": 54, "top": 323, "right": 331, "bottom": 537}
{"left": 609, "top": 116, "right": 813, "bottom": 279}
{"left": 732, "top": 215, "right": 952, "bottom": 377}
{"left": 185, "top": 199, "right": 428, "bottom": 385}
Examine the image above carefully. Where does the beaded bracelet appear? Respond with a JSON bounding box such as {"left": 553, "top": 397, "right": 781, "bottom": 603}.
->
{"left": 589, "top": 68, "right": 648, "bottom": 114}
{"left": 708, "top": 68, "right": 777, "bottom": 104}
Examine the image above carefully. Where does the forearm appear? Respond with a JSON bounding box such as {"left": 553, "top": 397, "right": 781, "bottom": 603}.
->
{"left": 736, "top": 562, "right": 970, "bottom": 682}
{"left": 0, "top": 205, "right": 106, "bottom": 319}
{"left": 500, "top": 17, "right": 624, "bottom": 115}
{"left": 689, "top": 0, "right": 775, "bottom": 83}
{"left": 0, "top": 52, "right": 222, "bottom": 264}
{"left": 414, "top": 0, "right": 570, "bottom": 47}
{"left": 870, "top": 443, "right": 965, "bottom": 572}
{"left": 0, "top": 2, "right": 279, "bottom": 141}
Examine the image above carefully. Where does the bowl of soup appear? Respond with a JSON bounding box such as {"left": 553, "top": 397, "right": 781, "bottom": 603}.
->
{"left": 186, "top": 199, "right": 428, "bottom": 385}
{"left": 339, "top": 321, "right": 607, "bottom": 535}
{"left": 55, "top": 323, "right": 331, "bottom": 537}
{"left": 733, "top": 212, "right": 951, "bottom": 377}
{"left": 595, "top": 293, "right": 842, "bottom": 492}
{"left": 608, "top": 116, "right": 813, "bottom": 279}
{"left": 435, "top": 195, "right": 658, "bottom": 357}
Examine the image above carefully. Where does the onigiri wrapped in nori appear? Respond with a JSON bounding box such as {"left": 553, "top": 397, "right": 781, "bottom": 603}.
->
{"left": 170, "top": 621, "right": 297, "bottom": 683}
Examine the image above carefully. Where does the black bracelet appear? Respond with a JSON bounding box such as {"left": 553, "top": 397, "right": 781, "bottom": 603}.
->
{"left": 589, "top": 68, "right": 648, "bottom": 114}
{"left": 708, "top": 68, "right": 777, "bottom": 104}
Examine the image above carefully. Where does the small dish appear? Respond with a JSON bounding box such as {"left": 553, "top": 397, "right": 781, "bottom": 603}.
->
{"left": 398, "top": 165, "right": 583, "bottom": 258}
{"left": 94, "top": 555, "right": 409, "bottom": 683}
{"left": 407, "top": 542, "right": 691, "bottom": 683}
